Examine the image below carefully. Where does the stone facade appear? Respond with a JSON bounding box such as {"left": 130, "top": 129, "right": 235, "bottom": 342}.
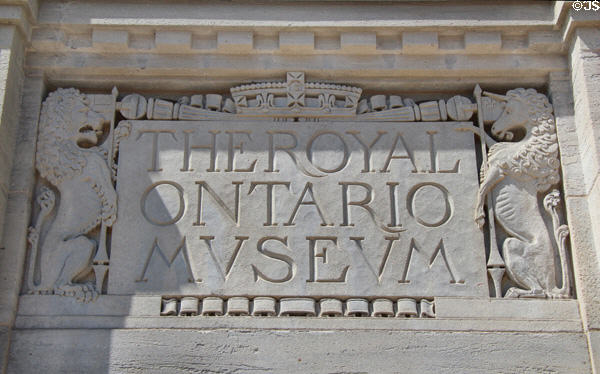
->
{"left": 0, "top": 1, "right": 599, "bottom": 373}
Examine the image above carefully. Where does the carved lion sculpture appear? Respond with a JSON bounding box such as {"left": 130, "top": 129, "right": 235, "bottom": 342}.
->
{"left": 28, "top": 88, "right": 117, "bottom": 302}
{"left": 476, "top": 88, "right": 570, "bottom": 298}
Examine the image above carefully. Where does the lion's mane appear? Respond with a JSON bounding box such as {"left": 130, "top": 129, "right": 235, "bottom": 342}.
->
{"left": 36, "top": 88, "right": 88, "bottom": 185}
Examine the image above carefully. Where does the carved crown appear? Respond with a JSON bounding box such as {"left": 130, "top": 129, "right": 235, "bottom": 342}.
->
{"left": 230, "top": 72, "right": 362, "bottom": 118}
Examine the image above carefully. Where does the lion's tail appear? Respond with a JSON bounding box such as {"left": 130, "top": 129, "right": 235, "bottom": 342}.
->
{"left": 543, "top": 189, "right": 571, "bottom": 296}
{"left": 27, "top": 186, "right": 56, "bottom": 292}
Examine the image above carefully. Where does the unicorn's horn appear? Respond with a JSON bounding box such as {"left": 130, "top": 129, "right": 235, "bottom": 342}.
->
{"left": 483, "top": 91, "right": 508, "bottom": 102}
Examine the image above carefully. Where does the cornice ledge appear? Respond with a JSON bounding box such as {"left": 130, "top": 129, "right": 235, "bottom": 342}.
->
{"left": 560, "top": 6, "right": 600, "bottom": 46}
{"left": 0, "top": 1, "right": 38, "bottom": 40}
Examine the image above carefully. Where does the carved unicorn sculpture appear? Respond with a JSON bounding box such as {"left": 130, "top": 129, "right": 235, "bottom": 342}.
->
{"left": 474, "top": 88, "right": 570, "bottom": 298}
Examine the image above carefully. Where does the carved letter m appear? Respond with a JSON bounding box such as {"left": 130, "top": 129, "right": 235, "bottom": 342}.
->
{"left": 136, "top": 237, "right": 199, "bottom": 283}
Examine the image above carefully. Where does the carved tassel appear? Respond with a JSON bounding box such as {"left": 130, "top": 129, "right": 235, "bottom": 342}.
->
{"left": 543, "top": 190, "right": 571, "bottom": 297}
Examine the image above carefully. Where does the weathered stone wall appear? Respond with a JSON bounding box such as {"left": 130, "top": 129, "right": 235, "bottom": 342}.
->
{"left": 0, "top": 1, "right": 599, "bottom": 373}
{"left": 0, "top": 1, "right": 37, "bottom": 371}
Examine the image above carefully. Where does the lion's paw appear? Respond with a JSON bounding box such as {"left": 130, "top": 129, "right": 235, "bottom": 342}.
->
{"left": 505, "top": 287, "right": 519, "bottom": 298}
{"left": 505, "top": 287, "right": 546, "bottom": 298}
{"left": 56, "top": 283, "right": 98, "bottom": 303}
{"left": 73, "top": 283, "right": 98, "bottom": 303}
{"left": 80, "top": 283, "right": 98, "bottom": 303}
{"left": 548, "top": 288, "right": 570, "bottom": 299}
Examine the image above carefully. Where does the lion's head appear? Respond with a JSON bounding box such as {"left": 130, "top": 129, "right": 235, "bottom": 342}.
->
{"left": 36, "top": 88, "right": 108, "bottom": 186}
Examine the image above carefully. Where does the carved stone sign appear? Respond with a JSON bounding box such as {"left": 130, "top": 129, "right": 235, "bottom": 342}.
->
{"left": 27, "top": 73, "right": 571, "bottom": 308}
{"left": 108, "top": 120, "right": 487, "bottom": 297}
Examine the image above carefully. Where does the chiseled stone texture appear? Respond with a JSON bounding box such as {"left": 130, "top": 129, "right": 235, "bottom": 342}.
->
{"left": 565, "top": 196, "right": 600, "bottom": 330}
{"left": 589, "top": 330, "right": 600, "bottom": 373}
{"left": 279, "top": 32, "right": 314, "bottom": 53}
{"left": 91, "top": 29, "right": 128, "bottom": 51}
{"left": 567, "top": 28, "right": 600, "bottom": 339}
{"left": 0, "top": 192, "right": 31, "bottom": 324}
{"left": 8, "top": 329, "right": 591, "bottom": 374}
{"left": 549, "top": 72, "right": 586, "bottom": 198}
{"left": 569, "top": 28, "right": 600, "bottom": 196}
{"left": 110, "top": 120, "right": 487, "bottom": 298}
{"left": 0, "top": 20, "right": 28, "bottom": 374}
{"left": 0, "top": 24, "right": 25, "bottom": 244}
{"left": 0, "top": 327, "right": 9, "bottom": 374}
{"left": 1, "top": 1, "right": 599, "bottom": 373}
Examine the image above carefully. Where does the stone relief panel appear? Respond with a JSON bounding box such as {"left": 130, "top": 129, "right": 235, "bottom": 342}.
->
{"left": 27, "top": 88, "right": 128, "bottom": 302}
{"left": 25, "top": 73, "right": 572, "bottom": 309}
{"left": 471, "top": 87, "right": 570, "bottom": 299}
{"left": 109, "top": 118, "right": 485, "bottom": 298}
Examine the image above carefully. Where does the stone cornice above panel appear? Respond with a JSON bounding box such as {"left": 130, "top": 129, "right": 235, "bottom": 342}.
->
{"left": 560, "top": 8, "right": 600, "bottom": 46}
{"left": 37, "top": 1, "right": 559, "bottom": 29}
{"left": 552, "top": 0, "right": 600, "bottom": 45}
{"left": 28, "top": 1, "right": 600, "bottom": 56}
{"left": 29, "top": 28, "right": 568, "bottom": 55}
